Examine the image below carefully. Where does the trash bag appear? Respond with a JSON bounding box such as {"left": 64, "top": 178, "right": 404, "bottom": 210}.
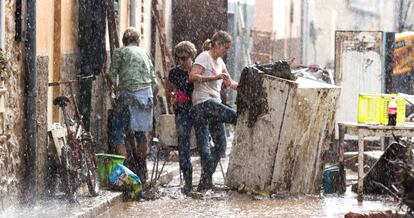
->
{"left": 254, "top": 60, "right": 297, "bottom": 81}
{"left": 109, "top": 163, "right": 143, "bottom": 201}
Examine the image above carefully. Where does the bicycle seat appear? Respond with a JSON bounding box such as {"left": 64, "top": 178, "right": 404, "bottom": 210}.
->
{"left": 53, "top": 96, "right": 70, "bottom": 107}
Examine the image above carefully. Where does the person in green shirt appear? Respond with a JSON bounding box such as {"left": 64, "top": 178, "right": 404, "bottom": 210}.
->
{"left": 109, "top": 27, "right": 158, "bottom": 183}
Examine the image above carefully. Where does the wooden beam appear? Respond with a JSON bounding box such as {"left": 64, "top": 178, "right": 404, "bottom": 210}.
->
{"left": 107, "top": 0, "right": 120, "bottom": 55}
{"left": 52, "top": 0, "right": 62, "bottom": 122}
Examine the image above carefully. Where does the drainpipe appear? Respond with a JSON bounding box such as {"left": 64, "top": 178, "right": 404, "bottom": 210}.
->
{"left": 23, "top": 0, "right": 37, "bottom": 202}
{"left": 300, "top": 0, "right": 308, "bottom": 64}
{"left": 151, "top": 0, "right": 156, "bottom": 61}
{"left": 130, "top": 0, "right": 138, "bottom": 26}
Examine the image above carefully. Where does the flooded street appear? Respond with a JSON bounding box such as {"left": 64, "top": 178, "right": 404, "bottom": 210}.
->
{"left": 99, "top": 186, "right": 398, "bottom": 217}
{"left": 97, "top": 147, "right": 400, "bottom": 218}
{"left": 0, "top": 136, "right": 405, "bottom": 218}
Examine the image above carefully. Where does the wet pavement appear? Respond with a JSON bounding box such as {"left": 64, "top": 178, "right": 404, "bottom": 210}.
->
{"left": 0, "top": 134, "right": 405, "bottom": 218}
{"left": 0, "top": 190, "right": 122, "bottom": 218}
{"left": 97, "top": 136, "right": 403, "bottom": 218}
{"left": 97, "top": 188, "right": 399, "bottom": 218}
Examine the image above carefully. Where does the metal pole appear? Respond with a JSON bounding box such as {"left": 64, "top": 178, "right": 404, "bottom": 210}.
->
{"left": 300, "top": 0, "right": 308, "bottom": 64}
{"left": 24, "top": 0, "right": 37, "bottom": 203}
{"left": 130, "top": 0, "right": 138, "bottom": 26}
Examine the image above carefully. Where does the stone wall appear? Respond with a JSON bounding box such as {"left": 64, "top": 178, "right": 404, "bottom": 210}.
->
{"left": 35, "top": 56, "right": 49, "bottom": 199}
{"left": 0, "top": 0, "right": 25, "bottom": 208}
{"left": 91, "top": 63, "right": 112, "bottom": 152}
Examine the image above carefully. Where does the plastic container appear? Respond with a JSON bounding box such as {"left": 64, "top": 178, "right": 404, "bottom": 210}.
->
{"left": 357, "top": 93, "right": 406, "bottom": 124}
{"left": 323, "top": 166, "right": 340, "bottom": 194}
{"left": 95, "top": 153, "right": 126, "bottom": 188}
{"left": 109, "top": 163, "right": 143, "bottom": 201}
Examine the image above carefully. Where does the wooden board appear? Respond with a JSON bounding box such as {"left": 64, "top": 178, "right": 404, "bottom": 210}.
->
{"left": 48, "top": 128, "right": 68, "bottom": 164}
{"left": 334, "top": 31, "right": 384, "bottom": 129}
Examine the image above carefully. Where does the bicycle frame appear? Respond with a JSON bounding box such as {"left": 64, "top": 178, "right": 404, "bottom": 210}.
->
{"left": 49, "top": 75, "right": 99, "bottom": 201}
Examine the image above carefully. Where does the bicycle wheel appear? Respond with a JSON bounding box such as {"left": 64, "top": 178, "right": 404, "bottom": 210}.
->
{"left": 60, "top": 144, "right": 77, "bottom": 202}
{"left": 82, "top": 133, "right": 99, "bottom": 196}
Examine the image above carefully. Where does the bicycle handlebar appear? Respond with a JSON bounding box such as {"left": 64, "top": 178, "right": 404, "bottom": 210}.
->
{"left": 48, "top": 75, "right": 95, "bottom": 87}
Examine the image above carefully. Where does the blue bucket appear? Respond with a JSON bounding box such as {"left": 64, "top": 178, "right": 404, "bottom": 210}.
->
{"left": 323, "top": 166, "right": 340, "bottom": 194}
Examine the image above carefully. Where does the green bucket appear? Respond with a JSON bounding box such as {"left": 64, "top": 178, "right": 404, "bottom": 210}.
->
{"left": 96, "top": 153, "right": 126, "bottom": 188}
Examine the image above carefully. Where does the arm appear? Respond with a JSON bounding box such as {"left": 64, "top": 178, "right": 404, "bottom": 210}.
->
{"left": 108, "top": 48, "right": 122, "bottom": 87}
{"left": 166, "top": 68, "right": 176, "bottom": 106}
{"left": 148, "top": 55, "right": 159, "bottom": 91}
{"left": 189, "top": 64, "right": 223, "bottom": 82}
{"left": 222, "top": 68, "right": 238, "bottom": 90}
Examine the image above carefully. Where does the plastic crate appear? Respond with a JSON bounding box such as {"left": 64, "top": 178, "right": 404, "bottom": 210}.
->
{"left": 357, "top": 93, "right": 406, "bottom": 124}
{"left": 96, "top": 153, "right": 125, "bottom": 188}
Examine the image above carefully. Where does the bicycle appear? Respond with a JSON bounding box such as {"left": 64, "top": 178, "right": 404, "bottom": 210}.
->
{"left": 48, "top": 75, "right": 99, "bottom": 201}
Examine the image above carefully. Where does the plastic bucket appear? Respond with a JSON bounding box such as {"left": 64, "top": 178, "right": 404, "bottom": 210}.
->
{"left": 95, "top": 153, "right": 126, "bottom": 188}
{"left": 323, "top": 166, "right": 340, "bottom": 194}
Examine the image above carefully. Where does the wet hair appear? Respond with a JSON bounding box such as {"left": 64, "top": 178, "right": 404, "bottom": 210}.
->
{"left": 203, "top": 30, "right": 233, "bottom": 51}
{"left": 122, "top": 27, "right": 141, "bottom": 46}
{"left": 174, "top": 41, "right": 197, "bottom": 62}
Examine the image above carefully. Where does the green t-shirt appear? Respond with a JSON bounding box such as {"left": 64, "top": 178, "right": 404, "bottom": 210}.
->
{"left": 109, "top": 45, "right": 157, "bottom": 92}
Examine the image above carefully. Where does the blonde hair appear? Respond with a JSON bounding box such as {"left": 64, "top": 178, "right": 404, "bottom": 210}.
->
{"left": 202, "top": 39, "right": 213, "bottom": 51}
{"left": 122, "top": 27, "right": 141, "bottom": 46}
{"left": 203, "top": 30, "right": 233, "bottom": 51}
{"left": 174, "top": 41, "right": 197, "bottom": 62}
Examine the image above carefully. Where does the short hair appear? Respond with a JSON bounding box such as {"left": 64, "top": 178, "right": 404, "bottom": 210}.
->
{"left": 174, "top": 41, "right": 197, "bottom": 61}
{"left": 203, "top": 30, "right": 233, "bottom": 51}
{"left": 122, "top": 27, "right": 140, "bottom": 46}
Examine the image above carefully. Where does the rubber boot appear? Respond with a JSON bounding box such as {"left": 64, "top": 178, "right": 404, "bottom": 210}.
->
{"left": 197, "top": 173, "right": 213, "bottom": 192}
{"left": 182, "top": 168, "right": 192, "bottom": 195}
{"left": 136, "top": 156, "right": 148, "bottom": 184}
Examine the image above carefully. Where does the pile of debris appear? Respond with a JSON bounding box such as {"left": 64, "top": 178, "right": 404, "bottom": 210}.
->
{"left": 355, "top": 139, "right": 414, "bottom": 214}
{"left": 291, "top": 64, "right": 334, "bottom": 85}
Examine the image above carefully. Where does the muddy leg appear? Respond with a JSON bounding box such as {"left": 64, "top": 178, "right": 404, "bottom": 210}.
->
{"left": 134, "top": 131, "right": 148, "bottom": 184}
{"left": 357, "top": 135, "right": 364, "bottom": 202}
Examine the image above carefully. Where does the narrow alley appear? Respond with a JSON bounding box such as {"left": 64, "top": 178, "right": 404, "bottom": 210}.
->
{"left": 0, "top": 0, "right": 414, "bottom": 218}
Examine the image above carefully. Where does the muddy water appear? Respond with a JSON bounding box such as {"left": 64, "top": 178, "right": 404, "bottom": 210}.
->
{"left": 99, "top": 141, "right": 400, "bottom": 218}
{"left": 98, "top": 186, "right": 398, "bottom": 218}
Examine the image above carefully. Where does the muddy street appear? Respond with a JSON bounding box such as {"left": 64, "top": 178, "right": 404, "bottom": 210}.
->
{"left": 3, "top": 1, "right": 414, "bottom": 217}
{"left": 97, "top": 142, "right": 400, "bottom": 218}
{"left": 98, "top": 173, "right": 398, "bottom": 217}
{"left": 103, "top": 193, "right": 397, "bottom": 217}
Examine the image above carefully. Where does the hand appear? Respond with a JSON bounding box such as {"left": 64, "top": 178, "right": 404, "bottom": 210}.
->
{"left": 221, "top": 72, "right": 231, "bottom": 81}
{"left": 229, "top": 81, "right": 238, "bottom": 89}
{"left": 214, "top": 74, "right": 224, "bottom": 80}
{"left": 110, "top": 88, "right": 117, "bottom": 106}
{"left": 115, "top": 144, "right": 128, "bottom": 157}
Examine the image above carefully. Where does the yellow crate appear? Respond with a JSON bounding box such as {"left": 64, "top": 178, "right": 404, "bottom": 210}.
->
{"left": 357, "top": 93, "right": 406, "bottom": 124}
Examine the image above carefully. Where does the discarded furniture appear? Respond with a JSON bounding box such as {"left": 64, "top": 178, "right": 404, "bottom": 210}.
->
{"left": 48, "top": 127, "right": 68, "bottom": 164}
{"left": 226, "top": 68, "right": 340, "bottom": 195}
{"left": 338, "top": 122, "right": 414, "bottom": 201}
{"left": 353, "top": 142, "right": 411, "bottom": 195}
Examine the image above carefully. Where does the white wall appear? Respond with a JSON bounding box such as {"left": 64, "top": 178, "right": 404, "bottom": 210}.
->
{"left": 302, "top": 0, "right": 398, "bottom": 68}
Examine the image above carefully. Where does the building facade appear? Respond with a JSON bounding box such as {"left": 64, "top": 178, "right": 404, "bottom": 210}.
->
{"left": 0, "top": 0, "right": 158, "bottom": 208}
{"left": 301, "top": 0, "right": 412, "bottom": 69}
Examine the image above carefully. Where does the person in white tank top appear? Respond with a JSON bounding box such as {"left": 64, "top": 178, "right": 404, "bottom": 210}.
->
{"left": 189, "top": 30, "right": 238, "bottom": 192}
